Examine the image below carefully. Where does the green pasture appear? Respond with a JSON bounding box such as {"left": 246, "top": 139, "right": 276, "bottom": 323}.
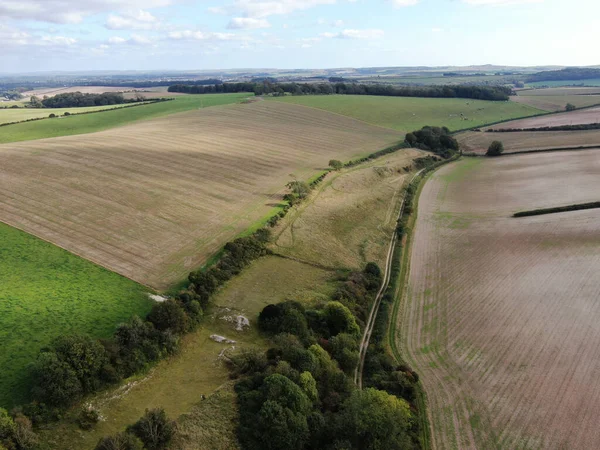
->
{"left": 0, "top": 93, "right": 252, "bottom": 144}
{"left": 270, "top": 95, "right": 543, "bottom": 132}
{"left": 0, "top": 223, "right": 152, "bottom": 408}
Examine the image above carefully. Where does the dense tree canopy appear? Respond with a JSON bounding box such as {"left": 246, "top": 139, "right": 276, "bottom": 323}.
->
{"left": 41, "top": 92, "right": 127, "bottom": 108}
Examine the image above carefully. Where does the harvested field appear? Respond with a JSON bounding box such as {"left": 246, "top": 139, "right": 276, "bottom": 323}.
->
{"left": 517, "top": 87, "right": 600, "bottom": 96}
{"left": 402, "top": 152, "right": 600, "bottom": 449}
{"left": 489, "top": 106, "right": 600, "bottom": 129}
{"left": 0, "top": 102, "right": 146, "bottom": 125}
{"left": 0, "top": 101, "right": 402, "bottom": 289}
{"left": 457, "top": 129, "right": 600, "bottom": 154}
{"left": 511, "top": 94, "right": 600, "bottom": 111}
{"left": 271, "top": 95, "right": 543, "bottom": 132}
{"left": 22, "top": 86, "right": 138, "bottom": 98}
{"left": 272, "top": 149, "right": 425, "bottom": 270}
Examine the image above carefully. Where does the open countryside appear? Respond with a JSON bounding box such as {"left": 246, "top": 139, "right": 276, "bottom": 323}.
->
{"left": 402, "top": 152, "right": 600, "bottom": 448}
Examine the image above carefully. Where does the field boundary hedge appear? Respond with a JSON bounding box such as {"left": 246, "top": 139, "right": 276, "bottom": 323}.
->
{"left": 0, "top": 98, "right": 171, "bottom": 128}
{"left": 513, "top": 201, "right": 600, "bottom": 217}
{"left": 488, "top": 122, "right": 600, "bottom": 132}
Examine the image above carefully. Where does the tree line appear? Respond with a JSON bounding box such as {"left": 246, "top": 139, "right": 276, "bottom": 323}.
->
{"left": 39, "top": 92, "right": 132, "bottom": 108}
{"left": 526, "top": 67, "right": 600, "bottom": 83}
{"left": 168, "top": 82, "right": 512, "bottom": 101}
{"left": 489, "top": 122, "right": 600, "bottom": 132}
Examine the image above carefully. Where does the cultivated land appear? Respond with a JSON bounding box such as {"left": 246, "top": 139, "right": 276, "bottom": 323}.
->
{"left": 0, "top": 222, "right": 151, "bottom": 408}
{"left": 271, "top": 95, "right": 543, "bottom": 132}
{"left": 402, "top": 152, "right": 600, "bottom": 449}
{"left": 272, "top": 149, "right": 425, "bottom": 270}
{"left": 0, "top": 101, "right": 402, "bottom": 289}
{"left": 38, "top": 255, "right": 335, "bottom": 450}
{"left": 489, "top": 106, "right": 600, "bottom": 129}
{"left": 22, "top": 86, "right": 137, "bottom": 98}
{"left": 0, "top": 102, "right": 146, "bottom": 125}
{"left": 511, "top": 93, "right": 600, "bottom": 111}
{"left": 0, "top": 93, "right": 250, "bottom": 144}
{"left": 457, "top": 130, "right": 600, "bottom": 154}
{"left": 529, "top": 78, "right": 600, "bottom": 87}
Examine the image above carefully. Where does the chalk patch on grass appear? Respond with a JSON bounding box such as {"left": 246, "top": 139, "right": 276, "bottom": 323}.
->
{"left": 211, "top": 335, "right": 236, "bottom": 344}
{"left": 148, "top": 293, "right": 168, "bottom": 302}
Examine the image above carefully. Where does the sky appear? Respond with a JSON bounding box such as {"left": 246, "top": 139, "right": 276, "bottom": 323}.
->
{"left": 0, "top": 0, "right": 598, "bottom": 73}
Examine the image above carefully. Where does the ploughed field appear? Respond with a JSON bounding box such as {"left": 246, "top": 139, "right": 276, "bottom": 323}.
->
{"left": 488, "top": 105, "right": 600, "bottom": 129}
{"left": 403, "top": 152, "right": 600, "bottom": 449}
{"left": 0, "top": 101, "right": 402, "bottom": 289}
{"left": 457, "top": 129, "right": 600, "bottom": 154}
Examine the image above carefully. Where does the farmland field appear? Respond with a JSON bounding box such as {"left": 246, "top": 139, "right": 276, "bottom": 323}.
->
{"left": 489, "top": 105, "right": 600, "bottom": 129}
{"left": 402, "top": 152, "right": 600, "bottom": 449}
{"left": 457, "top": 130, "right": 600, "bottom": 154}
{"left": 0, "top": 102, "right": 146, "bottom": 125}
{"left": 0, "top": 93, "right": 250, "bottom": 144}
{"left": 270, "top": 95, "right": 543, "bottom": 131}
{"left": 529, "top": 78, "right": 600, "bottom": 87}
{"left": 511, "top": 93, "right": 600, "bottom": 111}
{"left": 517, "top": 87, "right": 600, "bottom": 96}
{"left": 0, "top": 222, "right": 151, "bottom": 408}
{"left": 272, "top": 149, "right": 425, "bottom": 270}
{"left": 0, "top": 101, "right": 402, "bottom": 289}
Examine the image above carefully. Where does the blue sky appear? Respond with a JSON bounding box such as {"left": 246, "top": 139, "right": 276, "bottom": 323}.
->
{"left": 0, "top": 0, "right": 598, "bottom": 73}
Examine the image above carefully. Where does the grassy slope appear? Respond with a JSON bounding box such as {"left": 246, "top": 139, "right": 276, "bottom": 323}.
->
{"left": 0, "top": 222, "right": 151, "bottom": 408}
{"left": 38, "top": 256, "right": 334, "bottom": 450}
{"left": 0, "top": 102, "right": 146, "bottom": 125}
{"left": 0, "top": 93, "right": 251, "bottom": 144}
{"left": 270, "top": 95, "right": 543, "bottom": 132}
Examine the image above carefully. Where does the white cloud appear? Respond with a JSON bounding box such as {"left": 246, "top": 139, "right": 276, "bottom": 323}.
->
{"left": 106, "top": 10, "right": 160, "bottom": 30}
{"left": 390, "top": 0, "right": 419, "bottom": 6}
{"left": 322, "top": 28, "right": 384, "bottom": 39}
{"left": 332, "top": 19, "right": 344, "bottom": 27}
{"left": 0, "top": 0, "right": 174, "bottom": 24}
{"left": 462, "top": 0, "right": 543, "bottom": 4}
{"left": 431, "top": 27, "right": 443, "bottom": 32}
{"left": 167, "top": 30, "right": 235, "bottom": 41}
{"left": 209, "top": 0, "right": 337, "bottom": 19}
{"left": 40, "top": 35, "right": 76, "bottom": 45}
{"left": 227, "top": 17, "right": 271, "bottom": 29}
{"left": 108, "top": 34, "right": 153, "bottom": 45}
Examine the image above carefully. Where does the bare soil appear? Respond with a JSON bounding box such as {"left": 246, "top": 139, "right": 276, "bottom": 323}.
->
{"left": 457, "top": 130, "right": 600, "bottom": 154}
{"left": 402, "top": 152, "right": 600, "bottom": 449}
{"left": 0, "top": 101, "right": 402, "bottom": 289}
{"left": 489, "top": 106, "right": 600, "bottom": 129}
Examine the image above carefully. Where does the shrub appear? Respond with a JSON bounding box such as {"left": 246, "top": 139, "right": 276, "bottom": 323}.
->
{"left": 127, "top": 408, "right": 175, "bottom": 450}
{"left": 48, "top": 113, "right": 56, "bottom": 118}
{"left": 486, "top": 140, "right": 504, "bottom": 156}
{"left": 565, "top": 103, "right": 576, "bottom": 111}
{"left": 94, "top": 432, "right": 143, "bottom": 450}
{"left": 328, "top": 160, "right": 343, "bottom": 170}
{"left": 77, "top": 405, "right": 101, "bottom": 430}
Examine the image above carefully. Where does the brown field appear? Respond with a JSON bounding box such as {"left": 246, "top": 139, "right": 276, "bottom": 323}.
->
{"left": 0, "top": 101, "right": 402, "bottom": 289}
{"left": 489, "top": 106, "right": 600, "bottom": 129}
{"left": 457, "top": 129, "right": 600, "bottom": 154}
{"left": 517, "top": 87, "right": 600, "bottom": 96}
{"left": 21, "top": 86, "right": 181, "bottom": 101}
{"left": 511, "top": 94, "right": 600, "bottom": 112}
{"left": 271, "top": 149, "right": 424, "bottom": 270}
{"left": 402, "top": 152, "right": 600, "bottom": 449}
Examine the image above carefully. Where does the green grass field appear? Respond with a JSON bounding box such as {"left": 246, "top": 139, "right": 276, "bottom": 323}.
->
{"left": 0, "top": 93, "right": 252, "bottom": 144}
{"left": 270, "top": 95, "right": 543, "bottom": 132}
{"left": 0, "top": 102, "right": 146, "bottom": 125}
{"left": 0, "top": 222, "right": 152, "bottom": 408}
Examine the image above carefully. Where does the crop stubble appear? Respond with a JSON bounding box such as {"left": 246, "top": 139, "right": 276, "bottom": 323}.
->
{"left": 0, "top": 101, "right": 402, "bottom": 289}
{"left": 403, "top": 151, "right": 600, "bottom": 449}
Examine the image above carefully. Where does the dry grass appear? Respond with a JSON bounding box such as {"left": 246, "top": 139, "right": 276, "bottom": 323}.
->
{"left": 457, "top": 130, "right": 600, "bottom": 154}
{"left": 512, "top": 94, "right": 600, "bottom": 111}
{"left": 489, "top": 106, "right": 600, "bottom": 129}
{"left": 271, "top": 149, "right": 424, "bottom": 270}
{"left": 0, "top": 102, "right": 146, "bottom": 124}
{"left": 402, "top": 152, "right": 600, "bottom": 449}
{"left": 22, "top": 86, "right": 139, "bottom": 98}
{"left": 0, "top": 101, "right": 402, "bottom": 289}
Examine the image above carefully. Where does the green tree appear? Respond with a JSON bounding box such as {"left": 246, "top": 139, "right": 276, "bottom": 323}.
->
{"left": 95, "top": 432, "right": 143, "bottom": 450}
{"left": 324, "top": 302, "right": 360, "bottom": 337}
{"left": 328, "top": 159, "right": 343, "bottom": 170}
{"left": 147, "top": 299, "right": 190, "bottom": 334}
{"left": 298, "top": 371, "right": 319, "bottom": 404}
{"left": 0, "top": 409, "right": 15, "bottom": 441}
{"left": 127, "top": 408, "right": 175, "bottom": 450}
{"left": 486, "top": 140, "right": 504, "bottom": 157}
{"left": 31, "top": 351, "right": 83, "bottom": 406}
{"left": 336, "top": 388, "right": 412, "bottom": 450}
{"left": 566, "top": 103, "right": 576, "bottom": 111}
